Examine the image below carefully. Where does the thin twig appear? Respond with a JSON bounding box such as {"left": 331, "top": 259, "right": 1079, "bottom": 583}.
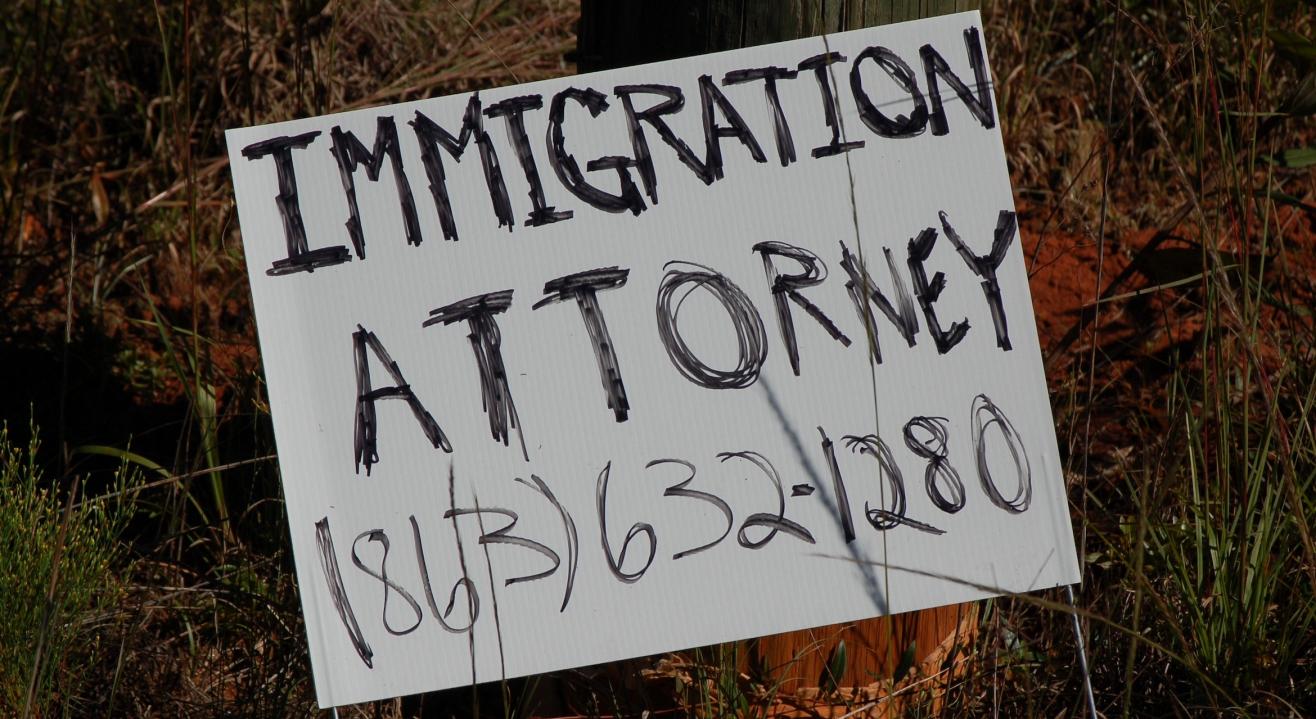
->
{"left": 73, "top": 454, "right": 277, "bottom": 507}
{"left": 444, "top": 0, "right": 521, "bottom": 85}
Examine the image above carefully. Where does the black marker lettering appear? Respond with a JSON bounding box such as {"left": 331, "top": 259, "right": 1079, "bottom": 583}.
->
{"left": 424, "top": 291, "right": 527, "bottom": 460}
{"left": 941, "top": 210, "right": 1017, "bottom": 351}
{"left": 410, "top": 94, "right": 515, "bottom": 240}
{"left": 818, "top": 427, "right": 856, "bottom": 544}
{"left": 920, "top": 27, "right": 996, "bottom": 136}
{"left": 753, "top": 241, "right": 851, "bottom": 376}
{"left": 719, "top": 450, "right": 815, "bottom": 548}
{"left": 850, "top": 46, "right": 929, "bottom": 138}
{"left": 241, "top": 132, "right": 351, "bottom": 276}
{"left": 838, "top": 242, "right": 919, "bottom": 363}
{"left": 410, "top": 515, "right": 478, "bottom": 633}
{"left": 798, "top": 52, "right": 865, "bottom": 157}
{"left": 353, "top": 324, "right": 452, "bottom": 476}
{"left": 446, "top": 466, "right": 478, "bottom": 679}
{"left": 844, "top": 435, "right": 944, "bottom": 535}
{"left": 547, "top": 88, "right": 646, "bottom": 215}
{"left": 903, "top": 417, "right": 965, "bottom": 514}
{"left": 351, "top": 528, "right": 424, "bottom": 636}
{"left": 614, "top": 84, "right": 712, "bottom": 197}
{"left": 971, "top": 394, "right": 1032, "bottom": 513}
{"left": 908, "top": 227, "right": 969, "bottom": 354}
{"left": 445, "top": 504, "right": 562, "bottom": 587}
{"left": 723, "top": 66, "right": 799, "bottom": 166}
{"left": 515, "top": 474, "right": 579, "bottom": 612}
{"left": 534, "top": 268, "right": 632, "bottom": 421}
{"left": 314, "top": 518, "right": 373, "bottom": 667}
{"left": 651, "top": 458, "right": 732, "bottom": 559}
{"left": 595, "top": 462, "right": 657, "bottom": 583}
{"left": 485, "top": 95, "right": 572, "bottom": 226}
{"left": 698, "top": 74, "right": 767, "bottom": 180}
{"left": 330, "top": 116, "right": 422, "bottom": 259}
{"left": 655, "top": 261, "right": 768, "bottom": 390}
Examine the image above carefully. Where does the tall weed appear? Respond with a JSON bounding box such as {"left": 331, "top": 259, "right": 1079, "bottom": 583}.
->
{"left": 0, "top": 424, "right": 129, "bottom": 716}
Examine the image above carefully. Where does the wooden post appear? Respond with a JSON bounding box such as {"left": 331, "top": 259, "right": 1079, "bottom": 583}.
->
{"left": 575, "top": 0, "right": 983, "bottom": 700}
{"left": 577, "top": 0, "right": 980, "bottom": 72}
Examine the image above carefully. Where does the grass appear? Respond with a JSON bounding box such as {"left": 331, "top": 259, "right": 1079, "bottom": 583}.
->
{"left": 984, "top": 0, "right": 1316, "bottom": 714}
{"left": 0, "top": 424, "right": 129, "bottom": 716}
{"left": 1, "top": 0, "right": 1315, "bottom": 716}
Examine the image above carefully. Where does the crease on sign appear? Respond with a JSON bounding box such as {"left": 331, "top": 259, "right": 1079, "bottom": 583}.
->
{"left": 448, "top": 463, "right": 479, "bottom": 688}
{"left": 820, "top": 24, "right": 896, "bottom": 620}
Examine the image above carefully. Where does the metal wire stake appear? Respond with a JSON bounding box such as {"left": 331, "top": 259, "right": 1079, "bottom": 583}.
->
{"left": 1066, "top": 584, "right": 1099, "bottom": 717}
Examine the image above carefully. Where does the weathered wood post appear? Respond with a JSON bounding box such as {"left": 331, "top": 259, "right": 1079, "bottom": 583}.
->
{"left": 577, "top": 0, "right": 983, "bottom": 701}
{"left": 578, "top": 1, "right": 980, "bottom": 72}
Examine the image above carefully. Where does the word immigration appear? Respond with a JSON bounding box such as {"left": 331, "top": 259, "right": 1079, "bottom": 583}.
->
{"left": 240, "top": 26, "right": 994, "bottom": 275}
{"left": 226, "top": 11, "right": 1079, "bottom": 708}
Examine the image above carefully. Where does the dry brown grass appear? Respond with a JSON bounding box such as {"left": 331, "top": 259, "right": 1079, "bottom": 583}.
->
{"left": 2, "top": 2, "right": 578, "bottom": 716}
{"left": 3, "top": 0, "right": 1315, "bottom": 717}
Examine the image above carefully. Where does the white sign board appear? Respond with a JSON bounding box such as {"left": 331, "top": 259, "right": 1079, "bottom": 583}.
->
{"left": 226, "top": 11, "right": 1078, "bottom": 708}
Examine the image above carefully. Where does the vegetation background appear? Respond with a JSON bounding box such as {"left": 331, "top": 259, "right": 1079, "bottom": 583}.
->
{"left": 1, "top": 0, "right": 1314, "bottom": 716}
